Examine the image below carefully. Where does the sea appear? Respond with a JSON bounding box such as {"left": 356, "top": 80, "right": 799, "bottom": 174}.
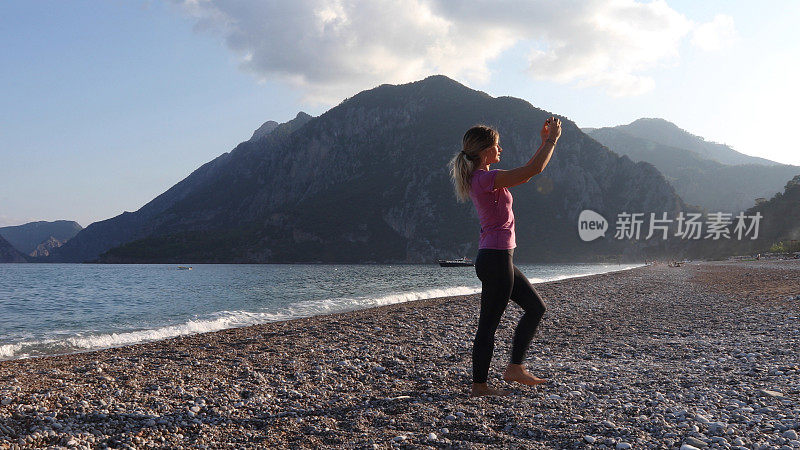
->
{"left": 0, "top": 262, "right": 641, "bottom": 360}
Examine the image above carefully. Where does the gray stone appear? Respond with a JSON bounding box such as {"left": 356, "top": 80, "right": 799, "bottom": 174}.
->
{"left": 707, "top": 422, "right": 727, "bottom": 434}
{"left": 683, "top": 436, "right": 709, "bottom": 448}
{"left": 695, "top": 413, "right": 711, "bottom": 424}
{"left": 757, "top": 389, "right": 784, "bottom": 398}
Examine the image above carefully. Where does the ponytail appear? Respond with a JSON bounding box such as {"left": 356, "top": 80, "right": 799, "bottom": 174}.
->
{"left": 449, "top": 125, "right": 498, "bottom": 202}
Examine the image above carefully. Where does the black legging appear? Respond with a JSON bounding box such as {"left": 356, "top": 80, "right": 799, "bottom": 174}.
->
{"left": 472, "top": 248, "right": 546, "bottom": 384}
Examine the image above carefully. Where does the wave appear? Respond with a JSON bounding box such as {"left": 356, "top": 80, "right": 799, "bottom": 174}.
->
{"left": 0, "top": 343, "right": 24, "bottom": 359}
{"left": 527, "top": 263, "right": 643, "bottom": 284}
{"left": 65, "top": 285, "right": 483, "bottom": 350}
{"left": 1, "top": 264, "right": 642, "bottom": 360}
{"left": 0, "top": 285, "right": 482, "bottom": 360}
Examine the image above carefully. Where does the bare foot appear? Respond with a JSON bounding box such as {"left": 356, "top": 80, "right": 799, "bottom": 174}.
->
{"left": 502, "top": 364, "right": 547, "bottom": 386}
{"left": 470, "top": 383, "right": 510, "bottom": 397}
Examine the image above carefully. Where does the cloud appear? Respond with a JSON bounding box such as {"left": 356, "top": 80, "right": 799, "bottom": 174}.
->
{"left": 523, "top": 0, "right": 691, "bottom": 97}
{"left": 176, "top": 0, "right": 734, "bottom": 101}
{"left": 691, "top": 14, "right": 737, "bottom": 51}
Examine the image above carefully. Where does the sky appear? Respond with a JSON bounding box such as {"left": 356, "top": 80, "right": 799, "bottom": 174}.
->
{"left": 1, "top": 0, "right": 798, "bottom": 228}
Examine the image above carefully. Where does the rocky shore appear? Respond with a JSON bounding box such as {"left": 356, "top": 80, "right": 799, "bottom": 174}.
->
{"left": 1, "top": 261, "right": 799, "bottom": 449}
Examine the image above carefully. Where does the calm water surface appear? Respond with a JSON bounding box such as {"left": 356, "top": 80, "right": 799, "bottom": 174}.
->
{"left": 0, "top": 263, "right": 641, "bottom": 359}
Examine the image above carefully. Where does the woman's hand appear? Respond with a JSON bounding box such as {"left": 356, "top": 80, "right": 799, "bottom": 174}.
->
{"left": 545, "top": 117, "right": 562, "bottom": 141}
{"left": 494, "top": 117, "right": 561, "bottom": 189}
{"left": 540, "top": 121, "right": 549, "bottom": 143}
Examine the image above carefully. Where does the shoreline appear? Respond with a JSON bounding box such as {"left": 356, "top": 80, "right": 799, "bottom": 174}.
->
{"left": 0, "top": 263, "right": 644, "bottom": 362}
{"left": 1, "top": 260, "right": 798, "bottom": 448}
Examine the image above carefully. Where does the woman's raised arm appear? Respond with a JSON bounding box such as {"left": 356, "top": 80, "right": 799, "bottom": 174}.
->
{"left": 493, "top": 118, "right": 561, "bottom": 190}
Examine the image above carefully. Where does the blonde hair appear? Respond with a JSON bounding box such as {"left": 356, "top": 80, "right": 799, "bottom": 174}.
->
{"left": 449, "top": 125, "right": 499, "bottom": 202}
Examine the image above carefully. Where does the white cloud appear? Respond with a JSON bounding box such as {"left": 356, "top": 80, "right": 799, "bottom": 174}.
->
{"left": 176, "top": 0, "right": 734, "bottom": 101}
{"left": 523, "top": 0, "right": 691, "bottom": 97}
{"left": 691, "top": 14, "right": 737, "bottom": 51}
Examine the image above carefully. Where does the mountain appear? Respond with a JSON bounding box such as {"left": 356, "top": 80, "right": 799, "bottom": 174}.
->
{"left": 586, "top": 123, "right": 800, "bottom": 213}
{"left": 52, "top": 76, "right": 686, "bottom": 264}
{"left": 746, "top": 175, "right": 800, "bottom": 246}
{"left": 30, "top": 236, "right": 67, "bottom": 257}
{"left": 250, "top": 121, "right": 279, "bottom": 141}
{"left": 0, "top": 220, "right": 82, "bottom": 255}
{"left": 260, "top": 112, "right": 313, "bottom": 140}
{"left": 689, "top": 174, "right": 800, "bottom": 259}
{"left": 0, "top": 235, "right": 27, "bottom": 263}
{"left": 609, "top": 118, "right": 780, "bottom": 166}
{"left": 49, "top": 112, "right": 314, "bottom": 263}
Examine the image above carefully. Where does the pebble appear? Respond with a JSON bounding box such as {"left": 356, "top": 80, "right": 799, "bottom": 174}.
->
{"left": 707, "top": 421, "right": 727, "bottom": 434}
{"left": 757, "top": 389, "right": 784, "bottom": 398}
{"left": 684, "top": 436, "right": 709, "bottom": 448}
{"left": 0, "top": 262, "right": 797, "bottom": 448}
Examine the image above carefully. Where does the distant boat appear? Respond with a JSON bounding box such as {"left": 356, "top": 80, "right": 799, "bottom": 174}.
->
{"left": 177, "top": 266, "right": 192, "bottom": 270}
{"left": 438, "top": 257, "right": 474, "bottom": 267}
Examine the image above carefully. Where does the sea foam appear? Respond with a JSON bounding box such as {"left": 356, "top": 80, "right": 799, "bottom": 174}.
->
{"left": 1, "top": 285, "right": 482, "bottom": 359}
{"left": 0, "top": 264, "right": 642, "bottom": 360}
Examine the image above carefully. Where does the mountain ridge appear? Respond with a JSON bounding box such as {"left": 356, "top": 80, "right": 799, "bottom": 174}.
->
{"left": 0, "top": 220, "right": 82, "bottom": 255}
{"left": 250, "top": 121, "right": 279, "bottom": 141}
{"left": 611, "top": 118, "right": 779, "bottom": 166}
{"left": 53, "top": 75, "right": 687, "bottom": 263}
{"left": 585, "top": 122, "right": 800, "bottom": 213}
{"left": 686, "top": 174, "right": 800, "bottom": 259}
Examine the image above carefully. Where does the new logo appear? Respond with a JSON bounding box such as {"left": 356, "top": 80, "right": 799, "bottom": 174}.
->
{"left": 578, "top": 210, "right": 608, "bottom": 242}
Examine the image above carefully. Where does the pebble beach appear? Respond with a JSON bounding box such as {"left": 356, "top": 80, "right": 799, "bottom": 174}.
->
{"left": 1, "top": 260, "right": 799, "bottom": 449}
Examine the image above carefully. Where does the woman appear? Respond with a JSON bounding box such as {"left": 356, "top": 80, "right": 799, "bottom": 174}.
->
{"left": 449, "top": 118, "right": 561, "bottom": 396}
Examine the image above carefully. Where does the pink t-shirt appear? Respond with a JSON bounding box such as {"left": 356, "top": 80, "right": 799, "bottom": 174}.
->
{"left": 469, "top": 169, "right": 516, "bottom": 249}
